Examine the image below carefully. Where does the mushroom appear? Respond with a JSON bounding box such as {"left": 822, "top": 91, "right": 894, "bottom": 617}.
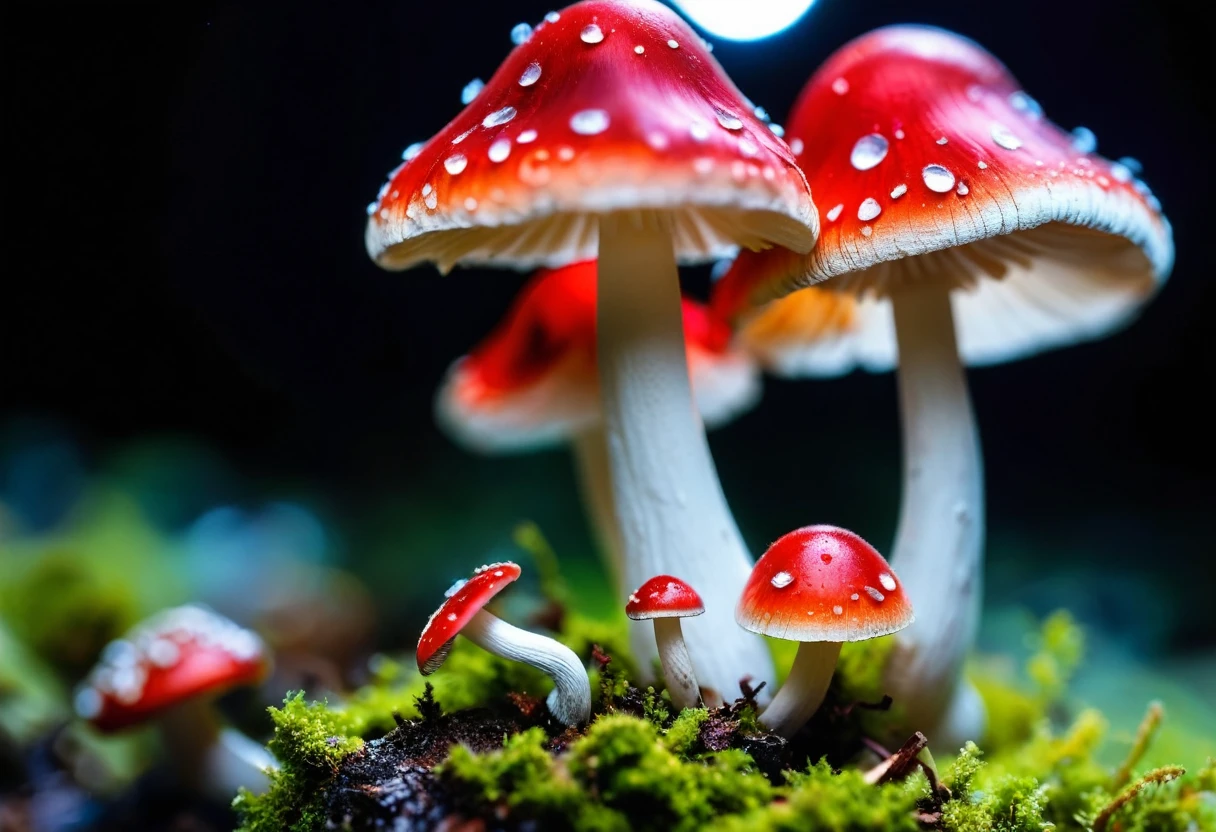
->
{"left": 736, "top": 525, "right": 913, "bottom": 738}
{"left": 435, "top": 259, "right": 761, "bottom": 595}
{"left": 712, "top": 25, "right": 1172, "bottom": 745}
{"left": 625, "top": 575, "right": 708, "bottom": 710}
{"left": 418, "top": 561, "right": 591, "bottom": 726}
{"left": 367, "top": 0, "right": 817, "bottom": 702}
{"left": 73, "top": 604, "right": 277, "bottom": 798}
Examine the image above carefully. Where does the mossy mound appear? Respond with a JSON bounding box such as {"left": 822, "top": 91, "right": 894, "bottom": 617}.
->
{"left": 234, "top": 613, "right": 1215, "bottom": 832}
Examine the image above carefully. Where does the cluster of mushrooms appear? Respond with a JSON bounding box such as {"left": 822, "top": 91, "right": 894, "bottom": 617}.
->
{"left": 371, "top": 0, "right": 1172, "bottom": 749}
{"left": 70, "top": 0, "right": 1175, "bottom": 793}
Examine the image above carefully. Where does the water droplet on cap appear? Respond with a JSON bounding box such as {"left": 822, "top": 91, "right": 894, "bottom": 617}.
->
{"left": 402, "top": 142, "right": 424, "bottom": 161}
{"left": 488, "top": 138, "right": 511, "bottom": 163}
{"left": 771, "top": 571, "right": 794, "bottom": 588}
{"left": 715, "top": 109, "right": 743, "bottom": 130}
{"left": 879, "top": 573, "right": 897, "bottom": 591}
{"left": 483, "top": 107, "right": 517, "bottom": 128}
{"left": 1070, "top": 126, "right": 1097, "bottom": 154}
{"left": 832, "top": 77, "right": 849, "bottom": 95}
{"left": 570, "top": 109, "right": 610, "bottom": 135}
{"left": 517, "top": 129, "right": 538, "bottom": 144}
{"left": 890, "top": 183, "right": 907, "bottom": 198}
{"left": 922, "top": 164, "right": 956, "bottom": 193}
{"left": 580, "top": 24, "right": 604, "bottom": 44}
{"left": 461, "top": 79, "right": 484, "bottom": 105}
{"left": 444, "top": 154, "right": 468, "bottom": 175}
{"left": 519, "top": 62, "right": 542, "bottom": 87}
{"left": 850, "top": 134, "right": 889, "bottom": 171}
{"left": 510, "top": 22, "right": 533, "bottom": 45}
{"left": 826, "top": 204, "right": 843, "bottom": 222}
{"left": 991, "top": 123, "right": 1022, "bottom": 150}
{"left": 858, "top": 197, "right": 881, "bottom": 221}
{"left": 1009, "top": 91, "right": 1043, "bottom": 119}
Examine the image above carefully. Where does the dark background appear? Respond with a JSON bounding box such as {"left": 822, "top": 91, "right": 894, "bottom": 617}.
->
{"left": 4, "top": 1, "right": 1213, "bottom": 655}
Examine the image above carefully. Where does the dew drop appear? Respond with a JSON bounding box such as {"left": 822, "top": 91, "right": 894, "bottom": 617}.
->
{"left": 789, "top": 138, "right": 804, "bottom": 155}
{"left": 894, "top": 129, "right": 905, "bottom": 140}
{"left": 753, "top": 105, "right": 770, "bottom": 122}
{"left": 690, "top": 122, "right": 711, "bottom": 142}
{"left": 517, "top": 129, "right": 538, "bottom": 144}
{"left": 1009, "top": 90, "right": 1043, "bottom": 119}
{"left": 483, "top": 107, "right": 517, "bottom": 128}
{"left": 850, "top": 593, "right": 860, "bottom": 601}
{"left": 977, "top": 161, "right": 988, "bottom": 169}
{"left": 692, "top": 157, "right": 714, "bottom": 175}
{"left": 518, "top": 62, "right": 542, "bottom": 87}
{"left": 1118, "top": 156, "right": 1143, "bottom": 175}
{"left": 890, "top": 183, "right": 907, "bottom": 198}
{"left": 864, "top": 586, "right": 885, "bottom": 603}
{"left": 1110, "top": 162, "right": 1132, "bottom": 183}
{"left": 739, "top": 137, "right": 759, "bottom": 157}
{"left": 956, "top": 181, "right": 969, "bottom": 196}
{"left": 488, "top": 138, "right": 511, "bottom": 163}
{"left": 850, "top": 133, "right": 889, "bottom": 171}
{"left": 461, "top": 78, "right": 484, "bottom": 105}
{"left": 861, "top": 226, "right": 873, "bottom": 237}
{"left": 1070, "top": 126, "right": 1097, "bottom": 154}
{"left": 879, "top": 573, "right": 897, "bottom": 591}
{"left": 990, "top": 123, "right": 1022, "bottom": 151}
{"left": 667, "top": 39, "right": 679, "bottom": 49}
{"left": 402, "top": 142, "right": 424, "bottom": 161}
{"left": 74, "top": 687, "right": 103, "bottom": 719}
{"left": 634, "top": 44, "right": 645, "bottom": 54}
{"left": 858, "top": 197, "right": 881, "bottom": 221}
{"left": 936, "top": 136, "right": 948, "bottom": 145}
{"left": 769, "top": 123, "right": 784, "bottom": 137}
{"left": 771, "top": 571, "right": 794, "bottom": 588}
{"left": 452, "top": 127, "right": 475, "bottom": 144}
{"left": 832, "top": 605, "right": 844, "bottom": 615}
{"left": 825, "top": 204, "right": 843, "bottom": 222}
{"left": 580, "top": 24, "right": 604, "bottom": 44}
{"left": 510, "top": 22, "right": 533, "bottom": 45}
{"left": 545, "top": 11, "right": 560, "bottom": 23}
{"left": 365, "top": 202, "right": 376, "bottom": 216}
{"left": 444, "top": 154, "right": 468, "bottom": 175}
{"left": 464, "top": 197, "right": 478, "bottom": 211}
{"left": 922, "top": 164, "right": 956, "bottom": 193}
{"left": 647, "top": 131, "right": 668, "bottom": 150}
{"left": 570, "top": 109, "right": 610, "bottom": 135}
{"left": 557, "top": 146, "right": 575, "bottom": 161}
{"left": 715, "top": 109, "right": 744, "bottom": 131}
{"left": 424, "top": 191, "right": 438, "bottom": 210}
{"left": 831, "top": 77, "right": 849, "bottom": 95}
{"left": 446, "top": 613, "right": 457, "bottom": 622}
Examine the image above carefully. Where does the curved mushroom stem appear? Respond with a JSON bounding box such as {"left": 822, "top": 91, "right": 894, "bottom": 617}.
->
{"left": 759, "top": 641, "right": 842, "bottom": 738}
{"left": 463, "top": 609, "right": 591, "bottom": 726}
{"left": 156, "top": 699, "right": 276, "bottom": 799}
{"left": 653, "top": 617, "right": 706, "bottom": 710}
{"left": 596, "top": 213, "right": 775, "bottom": 705}
{"left": 884, "top": 282, "right": 986, "bottom": 747}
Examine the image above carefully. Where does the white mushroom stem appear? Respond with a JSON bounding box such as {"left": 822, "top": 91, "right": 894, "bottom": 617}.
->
{"left": 653, "top": 617, "right": 703, "bottom": 710}
{"left": 759, "top": 641, "right": 842, "bottom": 738}
{"left": 596, "top": 213, "right": 775, "bottom": 705}
{"left": 463, "top": 609, "right": 591, "bottom": 726}
{"left": 571, "top": 427, "right": 626, "bottom": 588}
{"left": 884, "top": 282, "right": 986, "bottom": 746}
{"left": 156, "top": 699, "right": 276, "bottom": 799}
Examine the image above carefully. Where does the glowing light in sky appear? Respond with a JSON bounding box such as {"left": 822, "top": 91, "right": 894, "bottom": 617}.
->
{"left": 671, "top": 0, "right": 816, "bottom": 41}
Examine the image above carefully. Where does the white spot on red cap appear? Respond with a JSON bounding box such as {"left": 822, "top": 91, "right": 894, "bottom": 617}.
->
{"left": 858, "top": 198, "right": 881, "bottom": 221}
{"left": 826, "top": 204, "right": 843, "bottom": 222}
{"left": 891, "top": 183, "right": 908, "bottom": 199}
{"left": 832, "top": 77, "right": 849, "bottom": 95}
{"left": 879, "top": 573, "right": 897, "bottom": 591}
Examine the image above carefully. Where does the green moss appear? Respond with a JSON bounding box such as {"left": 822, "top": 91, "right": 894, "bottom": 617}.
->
{"left": 721, "top": 760, "right": 925, "bottom": 831}
{"left": 663, "top": 708, "right": 709, "bottom": 757}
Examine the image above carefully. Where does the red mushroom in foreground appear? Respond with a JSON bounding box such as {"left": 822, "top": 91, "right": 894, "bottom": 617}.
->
{"left": 368, "top": 0, "right": 813, "bottom": 702}
{"left": 418, "top": 562, "right": 590, "bottom": 726}
{"left": 737, "top": 526, "right": 913, "bottom": 738}
{"left": 74, "top": 604, "right": 276, "bottom": 798}
{"left": 435, "top": 259, "right": 760, "bottom": 594}
{"left": 714, "top": 25, "right": 1172, "bottom": 746}
{"left": 626, "top": 575, "right": 708, "bottom": 709}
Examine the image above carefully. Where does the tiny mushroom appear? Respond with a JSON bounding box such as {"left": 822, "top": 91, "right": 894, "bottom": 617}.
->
{"left": 625, "top": 575, "right": 708, "bottom": 710}
{"left": 713, "top": 25, "right": 1172, "bottom": 746}
{"left": 371, "top": 0, "right": 816, "bottom": 703}
{"left": 736, "top": 526, "right": 913, "bottom": 739}
{"left": 74, "top": 604, "right": 277, "bottom": 798}
{"left": 436, "top": 259, "right": 761, "bottom": 594}
{"left": 418, "top": 561, "right": 591, "bottom": 726}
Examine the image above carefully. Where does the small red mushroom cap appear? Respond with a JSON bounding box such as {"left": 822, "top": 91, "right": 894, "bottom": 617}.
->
{"left": 436, "top": 260, "right": 759, "bottom": 451}
{"left": 417, "top": 562, "right": 522, "bottom": 674}
{"left": 73, "top": 604, "right": 269, "bottom": 733}
{"left": 713, "top": 24, "right": 1172, "bottom": 368}
{"left": 366, "top": 0, "right": 816, "bottom": 274}
{"left": 736, "top": 526, "right": 913, "bottom": 643}
{"left": 625, "top": 575, "right": 705, "bottom": 620}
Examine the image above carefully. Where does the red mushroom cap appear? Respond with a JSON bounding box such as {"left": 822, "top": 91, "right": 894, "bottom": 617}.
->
{"left": 736, "top": 526, "right": 913, "bottom": 643}
{"left": 713, "top": 24, "right": 1172, "bottom": 369}
{"left": 73, "top": 605, "right": 269, "bottom": 733}
{"left": 625, "top": 575, "right": 705, "bottom": 620}
{"left": 366, "top": 0, "right": 815, "bottom": 274}
{"left": 417, "top": 561, "right": 522, "bottom": 674}
{"left": 436, "top": 260, "right": 759, "bottom": 451}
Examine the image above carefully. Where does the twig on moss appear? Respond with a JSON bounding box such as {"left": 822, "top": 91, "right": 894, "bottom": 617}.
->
{"left": 1111, "top": 700, "right": 1164, "bottom": 790}
{"left": 1093, "top": 765, "right": 1185, "bottom": 832}
{"left": 863, "top": 732, "right": 928, "bottom": 785}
